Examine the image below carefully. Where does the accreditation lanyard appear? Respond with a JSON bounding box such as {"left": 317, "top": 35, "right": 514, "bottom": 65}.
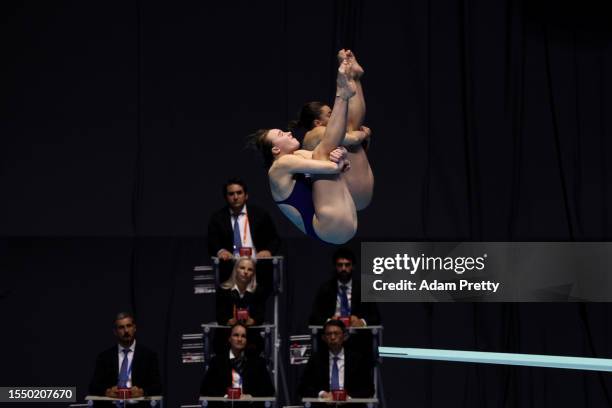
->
{"left": 234, "top": 211, "right": 250, "bottom": 246}
{"left": 231, "top": 368, "right": 243, "bottom": 389}
{"left": 241, "top": 211, "right": 249, "bottom": 245}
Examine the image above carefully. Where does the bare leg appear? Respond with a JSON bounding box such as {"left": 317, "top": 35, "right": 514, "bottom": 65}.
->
{"left": 342, "top": 151, "right": 373, "bottom": 210}
{"left": 310, "top": 60, "right": 358, "bottom": 244}
{"left": 343, "top": 50, "right": 366, "bottom": 132}
{"left": 312, "top": 60, "right": 356, "bottom": 160}
{"left": 338, "top": 50, "right": 373, "bottom": 210}
{"left": 312, "top": 177, "right": 357, "bottom": 244}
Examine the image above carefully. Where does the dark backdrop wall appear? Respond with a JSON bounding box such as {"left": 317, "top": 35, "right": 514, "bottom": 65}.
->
{"left": 1, "top": 1, "right": 612, "bottom": 407}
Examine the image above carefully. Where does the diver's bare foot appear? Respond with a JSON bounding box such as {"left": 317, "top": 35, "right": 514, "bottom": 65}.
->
{"left": 337, "top": 49, "right": 348, "bottom": 64}
{"left": 336, "top": 60, "right": 357, "bottom": 100}
{"left": 345, "top": 50, "right": 364, "bottom": 79}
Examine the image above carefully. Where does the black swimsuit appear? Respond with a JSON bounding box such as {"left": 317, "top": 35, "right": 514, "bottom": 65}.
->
{"left": 274, "top": 174, "right": 321, "bottom": 240}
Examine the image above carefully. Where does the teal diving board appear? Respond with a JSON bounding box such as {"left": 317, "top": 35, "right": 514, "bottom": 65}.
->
{"left": 379, "top": 347, "right": 612, "bottom": 372}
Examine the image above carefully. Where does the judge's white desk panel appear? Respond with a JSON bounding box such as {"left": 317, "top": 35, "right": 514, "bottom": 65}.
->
{"left": 302, "top": 397, "right": 378, "bottom": 407}
{"left": 199, "top": 395, "right": 276, "bottom": 407}
{"left": 85, "top": 395, "right": 163, "bottom": 407}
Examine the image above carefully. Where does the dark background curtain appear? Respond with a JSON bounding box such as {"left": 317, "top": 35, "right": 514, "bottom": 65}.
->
{"left": 1, "top": 0, "right": 611, "bottom": 407}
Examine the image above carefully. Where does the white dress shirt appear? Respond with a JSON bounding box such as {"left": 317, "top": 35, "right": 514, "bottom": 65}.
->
{"left": 231, "top": 283, "right": 255, "bottom": 298}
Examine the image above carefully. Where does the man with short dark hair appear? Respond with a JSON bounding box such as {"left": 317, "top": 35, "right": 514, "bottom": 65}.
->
{"left": 89, "top": 313, "right": 162, "bottom": 406}
{"left": 299, "top": 320, "right": 374, "bottom": 401}
{"left": 207, "top": 178, "right": 281, "bottom": 261}
{"left": 309, "top": 247, "right": 380, "bottom": 326}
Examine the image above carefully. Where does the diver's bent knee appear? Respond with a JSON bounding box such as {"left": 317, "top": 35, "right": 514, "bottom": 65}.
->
{"left": 321, "top": 215, "right": 357, "bottom": 244}
{"left": 315, "top": 205, "right": 337, "bottom": 226}
{"left": 338, "top": 222, "right": 357, "bottom": 243}
{"left": 354, "top": 194, "right": 372, "bottom": 211}
{"left": 327, "top": 223, "right": 357, "bottom": 244}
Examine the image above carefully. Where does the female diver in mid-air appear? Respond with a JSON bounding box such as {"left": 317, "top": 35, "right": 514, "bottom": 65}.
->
{"left": 250, "top": 55, "right": 362, "bottom": 244}
{"left": 290, "top": 50, "right": 373, "bottom": 211}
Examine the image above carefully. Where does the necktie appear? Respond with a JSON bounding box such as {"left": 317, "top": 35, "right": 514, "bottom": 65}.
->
{"left": 231, "top": 355, "right": 244, "bottom": 375}
{"left": 118, "top": 348, "right": 130, "bottom": 388}
{"left": 330, "top": 356, "right": 340, "bottom": 390}
{"left": 339, "top": 285, "right": 350, "bottom": 317}
{"left": 232, "top": 214, "right": 242, "bottom": 254}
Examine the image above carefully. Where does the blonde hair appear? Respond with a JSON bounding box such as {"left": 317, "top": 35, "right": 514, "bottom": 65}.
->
{"left": 221, "top": 257, "right": 257, "bottom": 291}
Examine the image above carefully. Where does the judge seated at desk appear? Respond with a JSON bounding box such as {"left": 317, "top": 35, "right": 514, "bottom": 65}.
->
{"left": 201, "top": 323, "right": 275, "bottom": 407}
{"left": 299, "top": 320, "right": 374, "bottom": 406}
{"left": 214, "top": 257, "right": 271, "bottom": 355}
{"left": 89, "top": 312, "right": 162, "bottom": 407}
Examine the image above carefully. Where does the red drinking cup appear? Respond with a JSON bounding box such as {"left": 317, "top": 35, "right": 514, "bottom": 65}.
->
{"left": 331, "top": 389, "right": 347, "bottom": 401}
{"left": 226, "top": 387, "right": 242, "bottom": 399}
{"left": 239, "top": 247, "right": 252, "bottom": 257}
{"left": 236, "top": 308, "right": 249, "bottom": 322}
{"left": 117, "top": 388, "right": 131, "bottom": 399}
{"left": 339, "top": 316, "right": 351, "bottom": 327}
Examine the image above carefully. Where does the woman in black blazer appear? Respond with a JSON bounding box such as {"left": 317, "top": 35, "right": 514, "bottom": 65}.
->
{"left": 214, "top": 257, "right": 271, "bottom": 355}
{"left": 201, "top": 323, "right": 275, "bottom": 406}
{"left": 215, "top": 257, "right": 270, "bottom": 325}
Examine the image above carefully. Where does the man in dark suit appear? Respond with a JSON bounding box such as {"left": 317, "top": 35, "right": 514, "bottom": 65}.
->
{"left": 89, "top": 312, "right": 162, "bottom": 407}
{"left": 207, "top": 178, "right": 281, "bottom": 261}
{"left": 200, "top": 323, "right": 275, "bottom": 407}
{"left": 309, "top": 247, "right": 380, "bottom": 327}
{"left": 299, "top": 320, "right": 374, "bottom": 401}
